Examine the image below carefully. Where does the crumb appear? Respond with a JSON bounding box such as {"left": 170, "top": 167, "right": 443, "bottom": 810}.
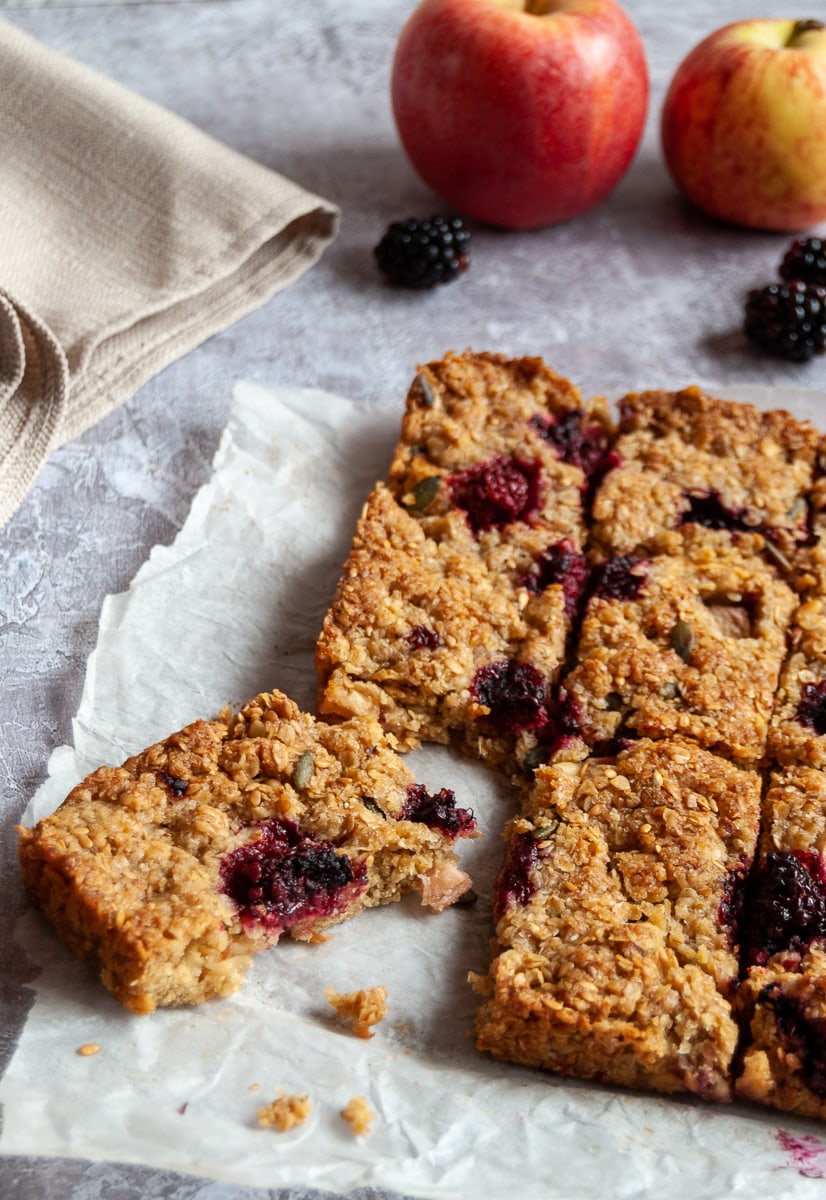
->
{"left": 256, "top": 1092, "right": 311, "bottom": 1131}
{"left": 76, "top": 1043, "right": 101, "bottom": 1056}
{"left": 325, "top": 985, "right": 388, "bottom": 1038}
{"left": 341, "top": 1095, "right": 375, "bottom": 1136}
{"left": 248, "top": 1082, "right": 260, "bottom": 1091}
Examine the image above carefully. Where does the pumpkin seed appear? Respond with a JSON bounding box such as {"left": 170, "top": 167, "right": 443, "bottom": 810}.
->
{"left": 534, "top": 820, "right": 559, "bottom": 840}
{"left": 788, "top": 496, "right": 806, "bottom": 520}
{"left": 521, "top": 745, "right": 547, "bottom": 774}
{"left": 661, "top": 680, "right": 681, "bottom": 700}
{"left": 363, "top": 798, "right": 386, "bottom": 818}
{"left": 670, "top": 620, "right": 695, "bottom": 661}
{"left": 606, "top": 691, "right": 624, "bottom": 712}
{"left": 406, "top": 475, "right": 441, "bottom": 511}
{"left": 764, "top": 539, "right": 791, "bottom": 572}
{"left": 292, "top": 750, "right": 314, "bottom": 790}
{"left": 414, "top": 372, "right": 437, "bottom": 408}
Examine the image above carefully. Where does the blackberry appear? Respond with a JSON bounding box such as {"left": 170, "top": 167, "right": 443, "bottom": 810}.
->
{"left": 447, "top": 454, "right": 542, "bottom": 535}
{"left": 374, "top": 216, "right": 470, "bottom": 289}
{"left": 471, "top": 659, "right": 550, "bottom": 735}
{"left": 780, "top": 237, "right": 826, "bottom": 286}
{"left": 744, "top": 281, "right": 826, "bottom": 362}
{"left": 400, "top": 783, "right": 476, "bottom": 839}
{"left": 219, "top": 818, "right": 365, "bottom": 934}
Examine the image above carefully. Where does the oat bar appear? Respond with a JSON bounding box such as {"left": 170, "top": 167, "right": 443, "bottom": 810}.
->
{"left": 557, "top": 530, "right": 796, "bottom": 764}
{"left": 473, "top": 739, "right": 761, "bottom": 1100}
{"left": 317, "top": 351, "right": 613, "bottom": 774}
{"left": 736, "top": 766, "right": 826, "bottom": 1118}
{"left": 589, "top": 386, "right": 819, "bottom": 565}
{"left": 18, "top": 690, "right": 476, "bottom": 1013}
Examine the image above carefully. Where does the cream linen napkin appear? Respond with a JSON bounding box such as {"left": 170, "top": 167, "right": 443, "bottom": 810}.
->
{"left": 0, "top": 17, "right": 338, "bottom": 528}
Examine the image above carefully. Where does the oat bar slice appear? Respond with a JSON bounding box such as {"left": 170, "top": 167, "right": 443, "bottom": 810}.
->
{"left": 18, "top": 690, "right": 476, "bottom": 1014}
{"left": 589, "top": 386, "right": 818, "bottom": 566}
{"left": 473, "top": 739, "right": 761, "bottom": 1099}
{"left": 736, "top": 766, "right": 826, "bottom": 1118}
{"left": 317, "top": 351, "right": 612, "bottom": 774}
{"left": 557, "top": 529, "right": 796, "bottom": 764}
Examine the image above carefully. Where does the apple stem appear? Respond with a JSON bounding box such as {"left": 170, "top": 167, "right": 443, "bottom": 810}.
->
{"left": 523, "top": 0, "right": 553, "bottom": 13}
{"left": 788, "top": 19, "right": 825, "bottom": 45}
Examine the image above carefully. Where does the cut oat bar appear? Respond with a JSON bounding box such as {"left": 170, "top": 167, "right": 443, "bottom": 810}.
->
{"left": 473, "top": 739, "right": 761, "bottom": 1099}
{"left": 557, "top": 529, "right": 796, "bottom": 764}
{"left": 768, "top": 597, "right": 826, "bottom": 767}
{"left": 735, "top": 766, "right": 826, "bottom": 1118}
{"left": 18, "top": 690, "right": 476, "bottom": 1014}
{"left": 589, "top": 386, "right": 819, "bottom": 565}
{"left": 316, "top": 482, "right": 576, "bottom": 773}
{"left": 317, "top": 351, "right": 612, "bottom": 774}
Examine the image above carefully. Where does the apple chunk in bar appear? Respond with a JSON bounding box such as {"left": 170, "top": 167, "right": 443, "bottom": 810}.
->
{"left": 317, "top": 351, "right": 613, "bottom": 775}
{"left": 472, "top": 739, "right": 761, "bottom": 1100}
{"left": 17, "top": 690, "right": 477, "bottom": 1014}
{"left": 736, "top": 767, "right": 826, "bottom": 1119}
{"left": 589, "top": 385, "right": 819, "bottom": 570}
{"left": 556, "top": 528, "right": 796, "bottom": 765}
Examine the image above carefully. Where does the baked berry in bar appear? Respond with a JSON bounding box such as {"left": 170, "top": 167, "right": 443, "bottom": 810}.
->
{"left": 736, "top": 766, "right": 826, "bottom": 1118}
{"left": 473, "top": 739, "right": 761, "bottom": 1100}
{"left": 556, "top": 528, "right": 796, "bottom": 764}
{"left": 769, "top": 596, "right": 826, "bottom": 767}
{"left": 589, "top": 386, "right": 819, "bottom": 569}
{"left": 317, "top": 351, "right": 612, "bottom": 774}
{"left": 18, "top": 690, "right": 476, "bottom": 1013}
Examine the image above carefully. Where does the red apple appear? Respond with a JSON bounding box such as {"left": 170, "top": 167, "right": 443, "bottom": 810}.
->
{"left": 390, "top": 0, "right": 649, "bottom": 231}
{"left": 661, "top": 19, "right": 826, "bottom": 232}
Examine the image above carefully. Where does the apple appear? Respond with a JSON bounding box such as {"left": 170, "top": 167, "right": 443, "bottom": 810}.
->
{"left": 661, "top": 19, "right": 826, "bottom": 232}
{"left": 390, "top": 0, "right": 649, "bottom": 231}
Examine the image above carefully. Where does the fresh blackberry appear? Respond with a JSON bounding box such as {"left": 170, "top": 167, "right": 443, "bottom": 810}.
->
{"left": 744, "top": 281, "right": 826, "bottom": 362}
{"left": 374, "top": 216, "right": 470, "bottom": 289}
{"left": 780, "top": 237, "right": 826, "bottom": 286}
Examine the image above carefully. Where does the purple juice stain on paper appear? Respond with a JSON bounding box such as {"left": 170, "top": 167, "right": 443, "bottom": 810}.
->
{"left": 776, "top": 1129, "right": 826, "bottom": 1178}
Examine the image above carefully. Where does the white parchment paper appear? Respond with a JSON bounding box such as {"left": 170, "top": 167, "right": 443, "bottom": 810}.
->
{"left": 5, "top": 379, "right": 826, "bottom": 1198}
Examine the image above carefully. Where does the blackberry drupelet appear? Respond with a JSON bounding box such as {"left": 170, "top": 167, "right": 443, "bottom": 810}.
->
{"left": 374, "top": 216, "right": 470, "bottom": 288}
{"left": 780, "top": 237, "right": 826, "bottom": 287}
{"left": 744, "top": 281, "right": 826, "bottom": 362}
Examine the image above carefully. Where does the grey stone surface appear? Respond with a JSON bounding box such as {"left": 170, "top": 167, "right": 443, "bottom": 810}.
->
{"left": 1, "top": 0, "right": 824, "bottom": 1196}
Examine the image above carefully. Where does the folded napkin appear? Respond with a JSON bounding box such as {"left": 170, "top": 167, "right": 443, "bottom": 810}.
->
{"left": 0, "top": 17, "right": 338, "bottom": 529}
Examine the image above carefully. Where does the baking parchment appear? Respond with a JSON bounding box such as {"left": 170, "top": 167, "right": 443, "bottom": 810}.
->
{"left": 4, "top": 379, "right": 826, "bottom": 1199}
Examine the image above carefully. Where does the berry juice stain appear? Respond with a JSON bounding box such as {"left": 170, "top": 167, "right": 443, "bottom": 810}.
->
{"left": 400, "top": 783, "right": 476, "bottom": 839}
{"left": 471, "top": 660, "right": 550, "bottom": 735}
{"left": 776, "top": 1130, "right": 826, "bottom": 1179}
{"left": 448, "top": 455, "right": 542, "bottom": 535}
{"left": 220, "top": 818, "right": 365, "bottom": 934}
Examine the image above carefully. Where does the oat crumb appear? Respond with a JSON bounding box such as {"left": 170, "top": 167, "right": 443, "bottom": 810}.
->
{"left": 256, "top": 1092, "right": 311, "bottom": 1131}
{"left": 325, "top": 985, "right": 387, "bottom": 1039}
{"left": 341, "top": 1095, "right": 375, "bottom": 1136}
{"left": 76, "top": 1043, "right": 101, "bottom": 1056}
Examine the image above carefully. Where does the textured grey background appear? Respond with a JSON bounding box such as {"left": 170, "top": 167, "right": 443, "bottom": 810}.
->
{"left": 2, "top": 0, "right": 825, "bottom": 1196}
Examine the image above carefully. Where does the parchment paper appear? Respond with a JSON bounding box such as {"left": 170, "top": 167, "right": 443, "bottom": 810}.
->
{"left": 4, "top": 379, "right": 826, "bottom": 1199}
